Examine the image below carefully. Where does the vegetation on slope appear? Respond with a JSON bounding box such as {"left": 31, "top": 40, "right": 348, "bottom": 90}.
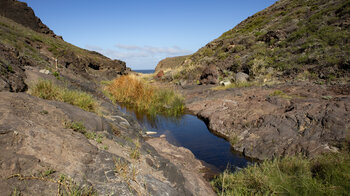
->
{"left": 155, "top": 55, "right": 189, "bottom": 72}
{"left": 211, "top": 151, "right": 350, "bottom": 195}
{"left": 0, "top": 15, "right": 125, "bottom": 78}
{"left": 106, "top": 75, "right": 184, "bottom": 117}
{"left": 30, "top": 80, "right": 98, "bottom": 113}
{"left": 173, "top": 0, "right": 350, "bottom": 82}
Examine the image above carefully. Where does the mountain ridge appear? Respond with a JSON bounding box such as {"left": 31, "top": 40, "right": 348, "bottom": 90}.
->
{"left": 0, "top": 0, "right": 58, "bottom": 38}
{"left": 156, "top": 0, "right": 350, "bottom": 84}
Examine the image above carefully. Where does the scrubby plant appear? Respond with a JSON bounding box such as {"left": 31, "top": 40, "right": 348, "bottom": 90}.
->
{"left": 64, "top": 121, "right": 86, "bottom": 134}
{"left": 270, "top": 90, "right": 292, "bottom": 99}
{"left": 130, "top": 139, "right": 141, "bottom": 160}
{"left": 30, "top": 80, "right": 98, "bottom": 113}
{"left": 106, "top": 75, "right": 184, "bottom": 117}
{"left": 211, "top": 151, "right": 350, "bottom": 195}
{"left": 52, "top": 71, "right": 60, "bottom": 80}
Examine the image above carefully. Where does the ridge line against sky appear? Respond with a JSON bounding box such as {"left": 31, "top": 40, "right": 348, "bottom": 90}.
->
{"left": 21, "top": 0, "right": 278, "bottom": 70}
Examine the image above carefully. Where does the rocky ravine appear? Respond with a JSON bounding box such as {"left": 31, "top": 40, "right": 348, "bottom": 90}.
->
{"left": 0, "top": 1, "right": 215, "bottom": 194}
{"left": 182, "top": 82, "right": 350, "bottom": 160}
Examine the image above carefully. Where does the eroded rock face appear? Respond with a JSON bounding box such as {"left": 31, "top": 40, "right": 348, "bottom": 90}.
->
{"left": 0, "top": 43, "right": 27, "bottom": 92}
{"left": 185, "top": 82, "right": 350, "bottom": 160}
{"left": 0, "top": 0, "right": 57, "bottom": 37}
{"left": 200, "top": 65, "right": 218, "bottom": 85}
{"left": 0, "top": 92, "right": 207, "bottom": 195}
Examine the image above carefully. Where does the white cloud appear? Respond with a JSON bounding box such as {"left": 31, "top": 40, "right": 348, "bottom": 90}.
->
{"left": 114, "top": 44, "right": 192, "bottom": 55}
{"left": 85, "top": 44, "right": 192, "bottom": 69}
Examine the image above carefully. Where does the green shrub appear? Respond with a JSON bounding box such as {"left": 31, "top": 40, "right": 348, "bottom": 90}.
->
{"left": 30, "top": 80, "right": 98, "bottom": 113}
{"left": 7, "top": 65, "right": 14, "bottom": 73}
{"left": 211, "top": 152, "right": 350, "bottom": 195}
{"left": 52, "top": 71, "right": 60, "bottom": 79}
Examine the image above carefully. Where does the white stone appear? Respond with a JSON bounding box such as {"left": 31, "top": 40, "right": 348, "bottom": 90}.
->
{"left": 146, "top": 131, "right": 157, "bottom": 135}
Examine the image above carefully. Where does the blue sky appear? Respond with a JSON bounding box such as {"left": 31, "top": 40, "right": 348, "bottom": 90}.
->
{"left": 21, "top": 0, "right": 278, "bottom": 70}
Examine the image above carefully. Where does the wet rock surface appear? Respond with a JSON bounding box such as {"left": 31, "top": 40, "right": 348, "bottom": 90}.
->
{"left": 184, "top": 82, "right": 350, "bottom": 160}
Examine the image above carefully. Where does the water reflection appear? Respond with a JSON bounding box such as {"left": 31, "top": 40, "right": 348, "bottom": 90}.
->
{"left": 118, "top": 103, "right": 250, "bottom": 171}
{"left": 118, "top": 103, "right": 183, "bottom": 129}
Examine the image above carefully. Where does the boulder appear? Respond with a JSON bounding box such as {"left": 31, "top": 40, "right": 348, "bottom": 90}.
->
{"left": 220, "top": 81, "right": 232, "bottom": 86}
{"left": 235, "top": 72, "right": 249, "bottom": 83}
{"left": 154, "top": 70, "right": 164, "bottom": 79}
{"left": 200, "top": 65, "right": 218, "bottom": 84}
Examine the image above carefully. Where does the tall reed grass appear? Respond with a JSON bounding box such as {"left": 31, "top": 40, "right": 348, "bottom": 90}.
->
{"left": 106, "top": 75, "right": 184, "bottom": 116}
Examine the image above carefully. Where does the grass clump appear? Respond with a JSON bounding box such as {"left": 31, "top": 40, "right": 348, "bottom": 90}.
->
{"left": 65, "top": 121, "right": 104, "bottom": 143}
{"left": 31, "top": 80, "right": 98, "bottom": 113}
{"left": 129, "top": 139, "right": 141, "bottom": 160}
{"left": 270, "top": 90, "right": 292, "bottom": 99}
{"left": 8, "top": 172, "right": 97, "bottom": 196}
{"left": 106, "top": 75, "right": 184, "bottom": 116}
{"left": 64, "top": 121, "right": 86, "bottom": 134}
{"left": 211, "top": 151, "right": 350, "bottom": 195}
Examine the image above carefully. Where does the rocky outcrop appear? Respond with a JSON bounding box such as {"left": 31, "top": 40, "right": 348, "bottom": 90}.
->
{"left": 200, "top": 65, "right": 218, "bottom": 84}
{"left": 147, "top": 138, "right": 216, "bottom": 196}
{"left": 0, "top": 43, "right": 28, "bottom": 92}
{"left": 184, "top": 82, "right": 350, "bottom": 160}
{"left": 235, "top": 72, "right": 249, "bottom": 83}
{"left": 0, "top": 0, "right": 58, "bottom": 38}
{"left": 155, "top": 55, "right": 189, "bottom": 72}
{"left": 0, "top": 92, "right": 213, "bottom": 195}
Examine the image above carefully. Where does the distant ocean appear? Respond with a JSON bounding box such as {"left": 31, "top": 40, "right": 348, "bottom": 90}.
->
{"left": 133, "top": 69, "right": 155, "bottom": 74}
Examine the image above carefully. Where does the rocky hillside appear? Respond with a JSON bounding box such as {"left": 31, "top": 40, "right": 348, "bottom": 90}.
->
{"left": 155, "top": 55, "right": 189, "bottom": 72}
{"left": 0, "top": 0, "right": 57, "bottom": 37}
{"left": 0, "top": 0, "right": 127, "bottom": 92}
{"left": 159, "top": 0, "right": 350, "bottom": 84}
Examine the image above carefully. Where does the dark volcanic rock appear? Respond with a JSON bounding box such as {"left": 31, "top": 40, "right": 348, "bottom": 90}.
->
{"left": 186, "top": 83, "right": 350, "bottom": 160}
{"left": 0, "top": 0, "right": 58, "bottom": 38}
{"left": 200, "top": 65, "right": 218, "bottom": 84}
{"left": 0, "top": 43, "right": 27, "bottom": 92}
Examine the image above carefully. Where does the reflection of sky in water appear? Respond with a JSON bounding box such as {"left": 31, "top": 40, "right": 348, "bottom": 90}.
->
{"left": 118, "top": 104, "right": 250, "bottom": 171}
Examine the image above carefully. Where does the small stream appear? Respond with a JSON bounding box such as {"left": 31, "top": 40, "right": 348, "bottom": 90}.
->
{"left": 119, "top": 105, "right": 250, "bottom": 171}
{"left": 123, "top": 70, "right": 250, "bottom": 171}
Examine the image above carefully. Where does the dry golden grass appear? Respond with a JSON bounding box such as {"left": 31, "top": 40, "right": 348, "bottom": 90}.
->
{"left": 106, "top": 75, "right": 184, "bottom": 116}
